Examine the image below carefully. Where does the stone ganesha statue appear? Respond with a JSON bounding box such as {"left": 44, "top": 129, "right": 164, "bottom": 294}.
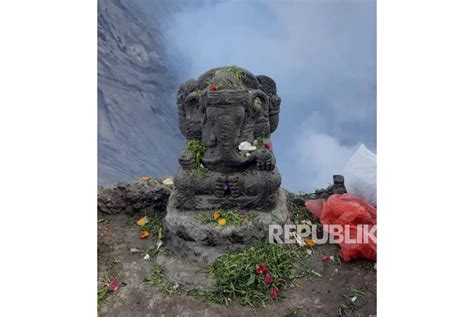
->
{"left": 173, "top": 66, "right": 282, "bottom": 211}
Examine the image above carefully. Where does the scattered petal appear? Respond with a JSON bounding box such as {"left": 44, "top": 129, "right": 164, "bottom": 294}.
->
{"left": 351, "top": 296, "right": 357, "bottom": 302}
{"left": 322, "top": 255, "right": 330, "bottom": 262}
{"left": 210, "top": 85, "right": 218, "bottom": 91}
{"left": 141, "top": 176, "right": 151, "bottom": 182}
{"left": 264, "top": 273, "right": 272, "bottom": 284}
{"left": 143, "top": 254, "right": 150, "bottom": 260}
{"left": 108, "top": 278, "right": 121, "bottom": 293}
{"left": 264, "top": 143, "right": 273, "bottom": 151}
{"left": 223, "top": 181, "right": 230, "bottom": 191}
{"left": 329, "top": 256, "right": 335, "bottom": 262}
{"left": 217, "top": 218, "right": 227, "bottom": 226}
{"left": 305, "top": 239, "right": 316, "bottom": 247}
{"left": 270, "top": 286, "right": 280, "bottom": 300}
{"left": 213, "top": 211, "right": 221, "bottom": 220}
{"left": 256, "top": 264, "right": 269, "bottom": 275}
{"left": 306, "top": 249, "right": 313, "bottom": 256}
{"left": 239, "top": 210, "right": 247, "bottom": 217}
{"left": 139, "top": 230, "right": 150, "bottom": 239}
{"left": 136, "top": 216, "right": 148, "bottom": 227}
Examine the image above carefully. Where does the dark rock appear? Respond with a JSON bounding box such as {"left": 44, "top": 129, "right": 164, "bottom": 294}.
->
{"left": 314, "top": 174, "right": 348, "bottom": 200}
{"left": 97, "top": 177, "right": 172, "bottom": 216}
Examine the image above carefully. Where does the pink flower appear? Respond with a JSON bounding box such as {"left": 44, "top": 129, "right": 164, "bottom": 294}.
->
{"left": 264, "top": 273, "right": 272, "bottom": 284}
{"left": 270, "top": 286, "right": 280, "bottom": 300}
{"left": 264, "top": 143, "right": 273, "bottom": 151}
{"left": 322, "top": 255, "right": 330, "bottom": 262}
{"left": 108, "top": 278, "right": 120, "bottom": 293}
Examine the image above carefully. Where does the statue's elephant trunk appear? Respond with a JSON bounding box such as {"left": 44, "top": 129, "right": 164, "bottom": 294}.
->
{"left": 216, "top": 114, "right": 253, "bottom": 166}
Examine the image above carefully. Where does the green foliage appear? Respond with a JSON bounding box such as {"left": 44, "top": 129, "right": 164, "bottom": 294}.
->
{"left": 186, "top": 139, "right": 206, "bottom": 168}
{"left": 254, "top": 136, "right": 265, "bottom": 149}
{"left": 97, "top": 277, "right": 111, "bottom": 312}
{"left": 253, "top": 97, "right": 262, "bottom": 109}
{"left": 189, "top": 166, "right": 208, "bottom": 176}
{"left": 225, "top": 65, "right": 246, "bottom": 81}
{"left": 198, "top": 210, "right": 254, "bottom": 226}
{"left": 287, "top": 193, "right": 315, "bottom": 224}
{"left": 144, "top": 264, "right": 164, "bottom": 286}
{"left": 206, "top": 244, "right": 304, "bottom": 307}
{"left": 140, "top": 214, "right": 165, "bottom": 239}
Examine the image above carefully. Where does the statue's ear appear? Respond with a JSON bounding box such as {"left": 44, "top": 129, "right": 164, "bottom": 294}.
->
{"left": 256, "top": 75, "right": 277, "bottom": 95}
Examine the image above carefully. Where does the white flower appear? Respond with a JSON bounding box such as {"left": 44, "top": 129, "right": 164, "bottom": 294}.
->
{"left": 163, "top": 177, "right": 174, "bottom": 187}
{"left": 238, "top": 141, "right": 257, "bottom": 151}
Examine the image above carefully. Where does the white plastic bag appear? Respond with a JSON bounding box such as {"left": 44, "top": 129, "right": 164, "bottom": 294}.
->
{"left": 343, "top": 144, "right": 377, "bottom": 207}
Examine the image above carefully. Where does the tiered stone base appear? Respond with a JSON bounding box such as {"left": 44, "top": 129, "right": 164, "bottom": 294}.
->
{"left": 163, "top": 188, "right": 290, "bottom": 264}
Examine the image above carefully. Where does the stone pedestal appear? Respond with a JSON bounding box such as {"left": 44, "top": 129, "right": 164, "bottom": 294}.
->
{"left": 163, "top": 188, "right": 290, "bottom": 264}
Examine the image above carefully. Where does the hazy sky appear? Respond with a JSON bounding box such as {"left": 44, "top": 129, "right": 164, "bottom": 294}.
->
{"left": 154, "top": 0, "right": 376, "bottom": 192}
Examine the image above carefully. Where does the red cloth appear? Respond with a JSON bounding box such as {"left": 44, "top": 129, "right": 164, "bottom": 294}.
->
{"left": 305, "top": 194, "right": 377, "bottom": 262}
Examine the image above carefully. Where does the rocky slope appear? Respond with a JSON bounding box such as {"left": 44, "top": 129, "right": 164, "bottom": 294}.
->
{"left": 98, "top": 0, "right": 182, "bottom": 186}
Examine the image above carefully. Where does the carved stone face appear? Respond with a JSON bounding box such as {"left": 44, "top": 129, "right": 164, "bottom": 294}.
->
{"left": 176, "top": 66, "right": 281, "bottom": 171}
{"left": 200, "top": 91, "right": 250, "bottom": 170}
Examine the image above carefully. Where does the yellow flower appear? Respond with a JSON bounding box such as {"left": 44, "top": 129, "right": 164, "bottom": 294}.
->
{"left": 136, "top": 216, "right": 148, "bottom": 227}
{"left": 213, "top": 211, "right": 221, "bottom": 220}
{"left": 305, "top": 239, "right": 316, "bottom": 247}
{"left": 217, "top": 218, "right": 227, "bottom": 226}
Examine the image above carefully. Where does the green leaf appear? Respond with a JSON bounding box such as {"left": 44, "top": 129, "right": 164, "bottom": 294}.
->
{"left": 247, "top": 273, "right": 256, "bottom": 286}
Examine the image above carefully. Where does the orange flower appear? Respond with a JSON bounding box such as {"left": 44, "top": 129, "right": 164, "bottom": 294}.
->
{"left": 139, "top": 231, "right": 150, "bottom": 239}
{"left": 305, "top": 239, "right": 316, "bottom": 247}
{"left": 142, "top": 176, "right": 151, "bottom": 182}
{"left": 217, "top": 218, "right": 227, "bottom": 226}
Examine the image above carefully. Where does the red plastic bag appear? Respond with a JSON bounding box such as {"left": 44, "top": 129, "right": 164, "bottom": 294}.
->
{"left": 305, "top": 194, "right": 377, "bottom": 262}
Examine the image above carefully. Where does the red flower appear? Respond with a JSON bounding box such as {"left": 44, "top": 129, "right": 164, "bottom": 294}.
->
{"left": 270, "top": 286, "right": 280, "bottom": 300}
{"left": 322, "top": 255, "right": 330, "bottom": 262}
{"left": 264, "top": 273, "right": 272, "bottom": 284}
{"left": 264, "top": 143, "right": 273, "bottom": 151}
{"left": 210, "top": 85, "right": 218, "bottom": 91}
{"left": 256, "top": 263, "right": 269, "bottom": 275}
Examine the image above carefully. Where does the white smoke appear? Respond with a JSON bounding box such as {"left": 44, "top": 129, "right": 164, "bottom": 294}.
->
{"left": 140, "top": 0, "right": 376, "bottom": 192}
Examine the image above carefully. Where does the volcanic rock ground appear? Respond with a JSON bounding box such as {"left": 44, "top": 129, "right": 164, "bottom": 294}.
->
{"left": 98, "top": 181, "right": 376, "bottom": 317}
